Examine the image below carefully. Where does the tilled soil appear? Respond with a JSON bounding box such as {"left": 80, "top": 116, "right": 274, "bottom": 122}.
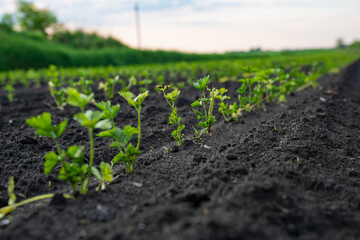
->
{"left": 0, "top": 59, "right": 359, "bottom": 240}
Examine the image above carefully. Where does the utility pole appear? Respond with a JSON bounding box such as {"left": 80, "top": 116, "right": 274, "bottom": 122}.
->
{"left": 134, "top": 3, "right": 141, "bottom": 49}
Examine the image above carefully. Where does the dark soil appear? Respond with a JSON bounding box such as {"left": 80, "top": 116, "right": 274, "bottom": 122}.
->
{"left": 0, "top": 59, "right": 359, "bottom": 240}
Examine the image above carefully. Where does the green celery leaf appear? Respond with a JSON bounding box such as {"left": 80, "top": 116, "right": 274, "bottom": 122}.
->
{"left": 44, "top": 151, "right": 60, "bottom": 174}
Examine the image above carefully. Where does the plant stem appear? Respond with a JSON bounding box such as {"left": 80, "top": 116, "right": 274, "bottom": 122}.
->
{"left": 136, "top": 106, "right": 141, "bottom": 150}
{"left": 55, "top": 141, "right": 61, "bottom": 155}
{"left": 202, "top": 92, "right": 208, "bottom": 123}
{"left": 0, "top": 194, "right": 73, "bottom": 217}
{"left": 208, "top": 88, "right": 215, "bottom": 132}
{"left": 81, "top": 127, "right": 94, "bottom": 195}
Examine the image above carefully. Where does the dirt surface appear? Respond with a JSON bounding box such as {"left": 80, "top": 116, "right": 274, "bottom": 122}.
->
{"left": 0, "top": 59, "right": 359, "bottom": 240}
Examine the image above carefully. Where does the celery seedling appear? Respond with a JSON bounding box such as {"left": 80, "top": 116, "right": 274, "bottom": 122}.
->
{"left": 3, "top": 84, "right": 15, "bottom": 102}
{"left": 237, "top": 66, "right": 259, "bottom": 112}
{"left": 73, "top": 110, "right": 112, "bottom": 193}
{"left": 91, "top": 162, "right": 113, "bottom": 191}
{"left": 191, "top": 76, "right": 217, "bottom": 135}
{"left": 115, "top": 90, "right": 148, "bottom": 173}
{"left": 26, "top": 113, "right": 88, "bottom": 191}
{"left": 75, "top": 77, "right": 93, "bottom": 96}
{"left": 215, "top": 88, "right": 233, "bottom": 122}
{"left": 47, "top": 65, "right": 67, "bottom": 109}
{"left": 98, "top": 75, "right": 119, "bottom": 99}
{"left": 98, "top": 125, "right": 139, "bottom": 173}
{"left": 95, "top": 100, "right": 140, "bottom": 173}
{"left": 158, "top": 85, "right": 185, "bottom": 145}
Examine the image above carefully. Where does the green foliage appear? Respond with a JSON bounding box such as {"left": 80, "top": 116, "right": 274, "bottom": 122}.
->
{"left": 52, "top": 30, "right": 128, "bottom": 49}
{"left": 64, "top": 87, "right": 94, "bottom": 112}
{"left": 95, "top": 100, "right": 120, "bottom": 122}
{"left": 111, "top": 90, "right": 149, "bottom": 173}
{"left": 215, "top": 88, "right": 239, "bottom": 122}
{"left": 158, "top": 85, "right": 185, "bottom": 145}
{"left": 193, "top": 75, "right": 209, "bottom": 91}
{"left": 73, "top": 110, "right": 111, "bottom": 130}
{"left": 112, "top": 143, "right": 141, "bottom": 174}
{"left": 17, "top": 0, "right": 57, "bottom": 35}
{"left": 44, "top": 145, "right": 88, "bottom": 191}
{"left": 191, "top": 76, "right": 217, "bottom": 136}
{"left": 1, "top": 27, "right": 357, "bottom": 71}
{"left": 0, "top": 13, "right": 14, "bottom": 31}
{"left": 91, "top": 162, "right": 113, "bottom": 191}
{"left": 47, "top": 65, "right": 66, "bottom": 109}
{"left": 98, "top": 75, "right": 119, "bottom": 99}
{"left": 74, "top": 77, "right": 93, "bottom": 96}
{"left": 98, "top": 126, "right": 139, "bottom": 173}
{"left": 3, "top": 84, "right": 15, "bottom": 102}
{"left": 26, "top": 112, "right": 92, "bottom": 192}
{"left": 26, "top": 112, "right": 67, "bottom": 139}
{"left": 119, "top": 90, "right": 148, "bottom": 108}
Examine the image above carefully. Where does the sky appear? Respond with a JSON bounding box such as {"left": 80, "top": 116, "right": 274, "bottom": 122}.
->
{"left": 0, "top": 0, "right": 359, "bottom": 53}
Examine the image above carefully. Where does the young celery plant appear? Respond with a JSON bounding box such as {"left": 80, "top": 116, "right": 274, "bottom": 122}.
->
{"left": 97, "top": 125, "right": 139, "bottom": 173}
{"left": 96, "top": 99, "right": 144, "bottom": 174}
{"left": 237, "top": 66, "right": 259, "bottom": 112}
{"left": 215, "top": 88, "right": 239, "bottom": 122}
{"left": 48, "top": 69, "right": 67, "bottom": 109}
{"left": 75, "top": 77, "right": 93, "bottom": 96}
{"left": 26, "top": 112, "right": 89, "bottom": 192}
{"left": 98, "top": 75, "right": 120, "bottom": 99}
{"left": 95, "top": 100, "right": 120, "bottom": 127}
{"left": 65, "top": 88, "right": 112, "bottom": 194}
{"left": 191, "top": 76, "right": 217, "bottom": 135}
{"left": 95, "top": 100, "right": 138, "bottom": 174}
{"left": 157, "top": 85, "right": 185, "bottom": 145}
{"left": 3, "top": 84, "right": 15, "bottom": 102}
{"left": 115, "top": 90, "right": 148, "bottom": 173}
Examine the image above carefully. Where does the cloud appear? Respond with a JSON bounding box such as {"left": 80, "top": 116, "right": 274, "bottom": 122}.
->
{"left": 0, "top": 0, "right": 359, "bottom": 52}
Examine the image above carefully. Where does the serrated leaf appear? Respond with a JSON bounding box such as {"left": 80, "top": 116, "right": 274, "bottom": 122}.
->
{"left": 169, "top": 107, "right": 178, "bottom": 124}
{"left": 55, "top": 120, "right": 68, "bottom": 138}
{"left": 112, "top": 151, "right": 124, "bottom": 165}
{"left": 100, "top": 162, "right": 113, "bottom": 182}
{"left": 123, "top": 126, "right": 138, "bottom": 136}
{"left": 26, "top": 112, "right": 67, "bottom": 139}
{"left": 91, "top": 166, "right": 101, "bottom": 180}
{"left": 64, "top": 87, "right": 93, "bottom": 111}
{"left": 66, "top": 146, "right": 84, "bottom": 164}
{"left": 193, "top": 109, "right": 204, "bottom": 120}
{"left": 110, "top": 141, "right": 122, "bottom": 148}
{"left": 95, "top": 119, "right": 112, "bottom": 130}
{"left": 44, "top": 151, "right": 60, "bottom": 174}
{"left": 166, "top": 89, "right": 180, "bottom": 102}
{"left": 134, "top": 91, "right": 149, "bottom": 106}
{"left": 193, "top": 76, "right": 209, "bottom": 91}
{"left": 98, "top": 127, "right": 135, "bottom": 146}
{"left": 191, "top": 100, "right": 202, "bottom": 108}
{"left": 119, "top": 91, "right": 136, "bottom": 107}
{"left": 95, "top": 101, "right": 120, "bottom": 119}
{"left": 74, "top": 110, "right": 105, "bottom": 129}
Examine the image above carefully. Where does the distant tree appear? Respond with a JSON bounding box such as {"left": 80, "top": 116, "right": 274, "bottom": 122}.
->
{"left": 335, "top": 38, "right": 346, "bottom": 48}
{"left": 0, "top": 13, "right": 15, "bottom": 31}
{"left": 17, "top": 0, "right": 57, "bottom": 35}
{"left": 52, "top": 29, "right": 128, "bottom": 49}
